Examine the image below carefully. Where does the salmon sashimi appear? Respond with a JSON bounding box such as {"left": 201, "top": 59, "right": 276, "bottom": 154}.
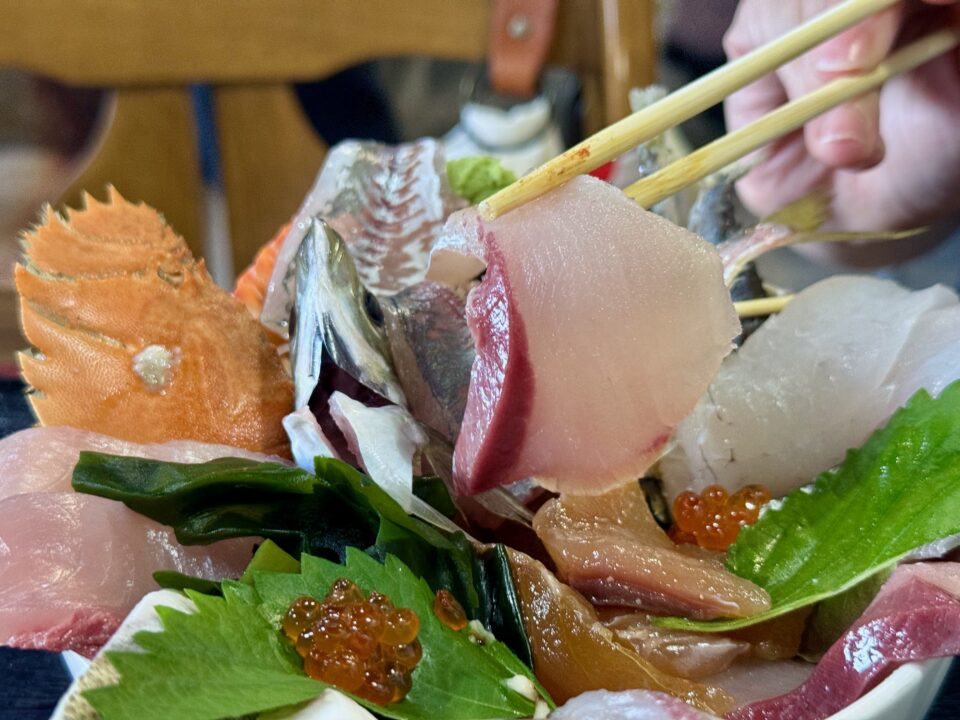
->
{"left": 430, "top": 176, "right": 740, "bottom": 497}
{"left": 534, "top": 483, "right": 771, "bottom": 620}
{"left": 233, "top": 221, "right": 290, "bottom": 343}
{"left": 16, "top": 190, "right": 293, "bottom": 456}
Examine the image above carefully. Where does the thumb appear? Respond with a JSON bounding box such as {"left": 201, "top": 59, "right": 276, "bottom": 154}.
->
{"left": 782, "top": 4, "right": 902, "bottom": 169}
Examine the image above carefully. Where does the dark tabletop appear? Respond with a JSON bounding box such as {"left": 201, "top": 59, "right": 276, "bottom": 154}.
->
{"left": 0, "top": 378, "right": 957, "bottom": 720}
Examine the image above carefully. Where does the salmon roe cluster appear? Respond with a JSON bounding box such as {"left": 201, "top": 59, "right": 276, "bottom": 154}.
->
{"left": 669, "top": 484, "right": 771, "bottom": 551}
{"left": 282, "top": 579, "right": 422, "bottom": 705}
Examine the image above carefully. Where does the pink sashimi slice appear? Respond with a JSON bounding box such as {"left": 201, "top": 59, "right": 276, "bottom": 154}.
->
{"left": 534, "top": 483, "right": 771, "bottom": 620}
{"left": 0, "top": 492, "right": 253, "bottom": 657}
{"left": 0, "top": 425, "right": 281, "bottom": 500}
{"left": 431, "top": 175, "right": 740, "bottom": 496}
{"left": 551, "top": 689, "right": 721, "bottom": 719}
{"left": 728, "top": 562, "right": 960, "bottom": 720}
{"left": 0, "top": 426, "right": 274, "bottom": 656}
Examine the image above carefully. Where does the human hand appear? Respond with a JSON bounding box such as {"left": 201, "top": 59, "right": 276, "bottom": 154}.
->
{"left": 724, "top": 0, "right": 960, "bottom": 233}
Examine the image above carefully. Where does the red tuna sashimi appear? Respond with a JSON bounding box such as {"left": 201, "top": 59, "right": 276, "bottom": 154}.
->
{"left": 431, "top": 176, "right": 740, "bottom": 496}
{"left": 534, "top": 483, "right": 771, "bottom": 620}
{"left": 729, "top": 562, "right": 960, "bottom": 720}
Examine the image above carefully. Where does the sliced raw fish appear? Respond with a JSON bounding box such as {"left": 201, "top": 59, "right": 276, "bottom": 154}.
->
{"left": 0, "top": 425, "right": 279, "bottom": 500}
{"left": 661, "top": 276, "right": 960, "bottom": 500}
{"left": 282, "top": 406, "right": 340, "bottom": 472}
{"left": 328, "top": 391, "right": 426, "bottom": 511}
{"left": 729, "top": 562, "right": 960, "bottom": 720}
{"left": 702, "top": 659, "right": 813, "bottom": 709}
{"left": 289, "top": 219, "right": 405, "bottom": 408}
{"left": 382, "top": 281, "right": 474, "bottom": 442}
{"left": 261, "top": 140, "right": 464, "bottom": 335}
{"left": 0, "top": 426, "right": 270, "bottom": 655}
{"left": 604, "top": 614, "right": 751, "bottom": 679}
{"left": 432, "top": 176, "right": 739, "bottom": 496}
{"left": 328, "top": 392, "right": 461, "bottom": 534}
{"left": 506, "top": 549, "right": 733, "bottom": 714}
{"left": 550, "top": 689, "right": 720, "bottom": 719}
{"left": 534, "top": 483, "right": 771, "bottom": 620}
{"left": 0, "top": 492, "right": 252, "bottom": 656}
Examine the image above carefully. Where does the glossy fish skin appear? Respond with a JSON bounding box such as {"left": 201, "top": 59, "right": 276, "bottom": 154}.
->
{"left": 261, "top": 139, "right": 465, "bottom": 336}
{"left": 382, "top": 281, "right": 474, "bottom": 442}
{"left": 688, "top": 173, "right": 768, "bottom": 343}
{"left": 534, "top": 483, "right": 771, "bottom": 621}
{"left": 289, "top": 218, "right": 405, "bottom": 410}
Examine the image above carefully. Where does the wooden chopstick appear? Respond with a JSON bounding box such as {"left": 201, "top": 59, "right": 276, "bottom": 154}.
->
{"left": 735, "top": 295, "right": 793, "bottom": 318}
{"left": 480, "top": 0, "right": 900, "bottom": 219}
{"left": 626, "top": 28, "right": 960, "bottom": 209}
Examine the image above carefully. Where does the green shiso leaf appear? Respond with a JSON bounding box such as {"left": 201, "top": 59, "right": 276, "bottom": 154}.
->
{"left": 656, "top": 381, "right": 960, "bottom": 632}
{"left": 85, "top": 552, "right": 545, "bottom": 720}
{"left": 72, "top": 453, "right": 533, "bottom": 665}
{"left": 240, "top": 540, "right": 302, "bottom": 584}
{"left": 446, "top": 156, "right": 516, "bottom": 205}
{"left": 84, "top": 584, "right": 320, "bottom": 720}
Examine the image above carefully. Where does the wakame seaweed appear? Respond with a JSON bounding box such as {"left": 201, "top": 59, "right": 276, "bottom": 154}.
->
{"left": 72, "top": 452, "right": 533, "bottom": 666}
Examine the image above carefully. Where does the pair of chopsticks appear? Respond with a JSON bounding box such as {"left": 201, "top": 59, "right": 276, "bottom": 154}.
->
{"left": 480, "top": 0, "right": 960, "bottom": 220}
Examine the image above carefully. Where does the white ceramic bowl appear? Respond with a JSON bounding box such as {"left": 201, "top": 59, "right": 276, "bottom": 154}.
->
{"left": 62, "top": 653, "right": 953, "bottom": 718}
{"left": 827, "top": 658, "right": 953, "bottom": 720}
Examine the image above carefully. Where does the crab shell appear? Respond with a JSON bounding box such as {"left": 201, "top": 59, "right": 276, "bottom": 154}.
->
{"left": 15, "top": 188, "right": 293, "bottom": 457}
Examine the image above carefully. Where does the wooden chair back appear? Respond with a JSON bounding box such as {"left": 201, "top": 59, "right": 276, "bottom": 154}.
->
{"left": 1, "top": 0, "right": 655, "bottom": 276}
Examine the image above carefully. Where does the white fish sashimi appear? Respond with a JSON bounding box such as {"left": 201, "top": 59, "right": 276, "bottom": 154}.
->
{"left": 550, "top": 689, "right": 720, "bottom": 719}
{"left": 432, "top": 175, "right": 740, "bottom": 496}
{"left": 0, "top": 426, "right": 270, "bottom": 656}
{"left": 283, "top": 406, "right": 340, "bottom": 472}
{"left": 0, "top": 425, "right": 281, "bottom": 500}
{"left": 661, "top": 276, "right": 960, "bottom": 500}
{"left": 327, "top": 392, "right": 461, "bottom": 534}
{"left": 0, "top": 493, "right": 252, "bottom": 657}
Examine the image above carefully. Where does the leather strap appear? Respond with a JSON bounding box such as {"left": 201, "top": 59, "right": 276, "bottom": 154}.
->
{"left": 488, "top": 0, "right": 558, "bottom": 98}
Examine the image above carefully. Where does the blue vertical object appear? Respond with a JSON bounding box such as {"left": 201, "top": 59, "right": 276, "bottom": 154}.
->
{"left": 190, "top": 84, "right": 223, "bottom": 188}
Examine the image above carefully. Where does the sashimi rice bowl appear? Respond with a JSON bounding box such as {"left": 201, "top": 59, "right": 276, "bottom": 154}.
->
{"left": 3, "top": 139, "right": 959, "bottom": 720}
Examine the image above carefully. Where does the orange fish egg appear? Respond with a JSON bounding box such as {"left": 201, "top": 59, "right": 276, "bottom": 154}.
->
{"left": 671, "top": 484, "right": 771, "bottom": 551}
{"left": 284, "top": 580, "right": 422, "bottom": 705}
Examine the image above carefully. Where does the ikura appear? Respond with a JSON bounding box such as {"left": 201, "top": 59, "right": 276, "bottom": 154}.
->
{"left": 669, "top": 484, "right": 771, "bottom": 551}
{"left": 282, "top": 579, "right": 422, "bottom": 705}
{"left": 433, "top": 588, "right": 468, "bottom": 631}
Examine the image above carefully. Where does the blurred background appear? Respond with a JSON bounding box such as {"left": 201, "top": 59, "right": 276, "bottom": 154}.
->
{"left": 0, "top": 0, "right": 736, "bottom": 367}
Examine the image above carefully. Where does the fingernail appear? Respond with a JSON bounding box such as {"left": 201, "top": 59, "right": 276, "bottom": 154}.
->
{"left": 816, "top": 36, "right": 873, "bottom": 73}
{"left": 817, "top": 102, "right": 871, "bottom": 147}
